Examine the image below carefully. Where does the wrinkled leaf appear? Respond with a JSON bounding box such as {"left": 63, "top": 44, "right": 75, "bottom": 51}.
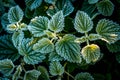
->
{"left": 75, "top": 72, "right": 94, "bottom": 80}
{"left": 49, "top": 61, "right": 64, "bottom": 76}
{"left": 74, "top": 11, "right": 93, "bottom": 33}
{"left": 97, "top": 0, "right": 114, "bottom": 16}
{"left": 0, "top": 59, "right": 15, "bottom": 76}
{"left": 56, "top": 34, "right": 82, "bottom": 63}
{"left": 88, "top": 34, "right": 101, "bottom": 41}
{"left": 28, "top": 16, "right": 49, "bottom": 37}
{"left": 88, "top": 0, "right": 99, "bottom": 4}
{"left": 18, "top": 38, "right": 45, "bottom": 64}
{"left": 81, "top": 44, "right": 101, "bottom": 63}
{"left": 33, "top": 38, "right": 54, "bottom": 53}
{"left": 24, "top": 69, "right": 41, "bottom": 80}
{"left": 48, "top": 11, "right": 64, "bottom": 32}
{"left": 8, "top": 5, "right": 24, "bottom": 23}
{"left": 96, "top": 19, "right": 120, "bottom": 44}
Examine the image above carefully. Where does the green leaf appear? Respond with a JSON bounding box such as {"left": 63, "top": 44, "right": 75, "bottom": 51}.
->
{"left": 74, "top": 11, "right": 93, "bottom": 33}
{"left": 48, "top": 11, "right": 64, "bottom": 32}
{"left": 28, "top": 16, "right": 49, "bottom": 37}
{"left": 88, "top": 0, "right": 99, "bottom": 4}
{"left": 47, "top": 0, "right": 74, "bottom": 17}
{"left": 37, "top": 66, "right": 50, "bottom": 80}
{"left": 49, "top": 61, "right": 64, "bottom": 76}
{"left": 1, "top": 13, "right": 10, "bottom": 31}
{"left": 97, "top": 0, "right": 114, "bottom": 16}
{"left": 81, "top": 44, "right": 101, "bottom": 63}
{"left": 24, "top": 69, "right": 41, "bottom": 80}
{"left": 49, "top": 51, "right": 63, "bottom": 61}
{"left": 88, "top": 34, "right": 101, "bottom": 41}
{"left": 106, "top": 40, "right": 120, "bottom": 53}
{"left": 75, "top": 36, "right": 87, "bottom": 43}
{"left": 0, "top": 77, "right": 9, "bottom": 80}
{"left": 18, "top": 38, "right": 45, "bottom": 64}
{"left": 25, "top": 7, "right": 34, "bottom": 19}
{"left": 0, "top": 59, "right": 15, "bottom": 76}
{"left": 25, "top": 0, "right": 43, "bottom": 10}
{"left": 12, "top": 65, "right": 22, "bottom": 80}
{"left": 8, "top": 5, "right": 24, "bottom": 23}
{"left": 56, "top": 34, "right": 82, "bottom": 63}
{"left": 75, "top": 72, "right": 94, "bottom": 80}
{"left": 33, "top": 38, "right": 54, "bottom": 53}
{"left": 1, "top": 0, "right": 16, "bottom": 7}
{"left": 0, "top": 35, "right": 20, "bottom": 62}
{"left": 44, "top": 0, "right": 57, "bottom": 4}
{"left": 96, "top": 19, "right": 120, "bottom": 44}
{"left": 12, "top": 31, "right": 24, "bottom": 48}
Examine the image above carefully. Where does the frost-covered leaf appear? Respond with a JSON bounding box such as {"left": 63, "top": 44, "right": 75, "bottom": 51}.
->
{"left": 28, "top": 16, "right": 49, "bottom": 37}
{"left": 1, "top": 13, "right": 10, "bottom": 31}
{"left": 88, "top": 34, "right": 101, "bottom": 41}
{"left": 96, "top": 19, "right": 120, "bottom": 44}
{"left": 37, "top": 66, "right": 50, "bottom": 80}
{"left": 75, "top": 36, "right": 87, "bottom": 43}
{"left": 44, "top": 0, "right": 57, "bottom": 4}
{"left": 88, "top": 0, "right": 99, "bottom": 4}
{"left": 18, "top": 38, "right": 45, "bottom": 64}
{"left": 97, "top": 0, "right": 114, "bottom": 16}
{"left": 48, "top": 11, "right": 64, "bottom": 32}
{"left": 0, "top": 59, "right": 15, "bottom": 76}
{"left": 25, "top": 0, "right": 42, "bottom": 10}
{"left": 33, "top": 38, "right": 54, "bottom": 53}
{"left": 56, "top": 34, "right": 82, "bottom": 63}
{"left": 74, "top": 11, "right": 93, "bottom": 33}
{"left": 49, "top": 51, "right": 63, "bottom": 61}
{"left": 24, "top": 69, "right": 41, "bottom": 80}
{"left": 75, "top": 72, "right": 94, "bottom": 80}
{"left": 7, "top": 24, "right": 17, "bottom": 32}
{"left": 12, "top": 31, "right": 24, "bottom": 48}
{"left": 8, "top": 5, "right": 24, "bottom": 23}
{"left": 49, "top": 61, "right": 64, "bottom": 76}
{"left": 81, "top": 44, "right": 101, "bottom": 63}
{"left": 106, "top": 40, "right": 120, "bottom": 53}
{"left": 12, "top": 65, "right": 22, "bottom": 80}
{"left": 0, "top": 35, "right": 20, "bottom": 62}
{"left": 47, "top": 0, "right": 74, "bottom": 17}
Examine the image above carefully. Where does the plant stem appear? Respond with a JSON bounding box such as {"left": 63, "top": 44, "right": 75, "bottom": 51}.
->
{"left": 85, "top": 32, "right": 89, "bottom": 45}
{"left": 57, "top": 76, "right": 62, "bottom": 80}
{"left": 65, "top": 71, "right": 74, "bottom": 79}
{"left": 91, "top": 13, "right": 100, "bottom": 20}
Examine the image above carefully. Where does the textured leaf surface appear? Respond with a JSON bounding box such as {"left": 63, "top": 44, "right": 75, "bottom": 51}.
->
{"left": 48, "top": 11, "right": 64, "bottom": 32}
{"left": 88, "top": 0, "right": 99, "bottom": 4}
{"left": 12, "top": 65, "right": 22, "bottom": 80}
{"left": 97, "top": 0, "right": 114, "bottom": 16}
{"left": 8, "top": 5, "right": 23, "bottom": 23}
{"left": 44, "top": 0, "right": 56, "bottom": 4}
{"left": 28, "top": 16, "right": 49, "bottom": 37}
{"left": 81, "top": 44, "right": 101, "bottom": 63}
{"left": 25, "top": 0, "right": 42, "bottom": 10}
{"left": 75, "top": 36, "right": 87, "bottom": 43}
{"left": 75, "top": 72, "right": 94, "bottom": 80}
{"left": 74, "top": 11, "right": 93, "bottom": 33}
{"left": 49, "top": 51, "right": 63, "bottom": 61}
{"left": 47, "top": 0, "right": 74, "bottom": 17}
{"left": 0, "top": 35, "right": 20, "bottom": 62}
{"left": 0, "top": 59, "right": 15, "bottom": 76}
{"left": 37, "top": 66, "right": 50, "bottom": 80}
{"left": 18, "top": 38, "right": 45, "bottom": 64}
{"left": 7, "top": 24, "right": 17, "bottom": 32}
{"left": 88, "top": 34, "right": 101, "bottom": 41}
{"left": 56, "top": 34, "right": 81, "bottom": 63}
{"left": 12, "top": 31, "right": 24, "bottom": 48}
{"left": 106, "top": 40, "right": 120, "bottom": 53}
{"left": 49, "top": 61, "right": 64, "bottom": 76}
{"left": 96, "top": 19, "right": 120, "bottom": 44}
{"left": 1, "top": 13, "right": 10, "bottom": 31}
{"left": 33, "top": 38, "right": 54, "bottom": 53}
{"left": 24, "top": 70, "right": 41, "bottom": 80}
